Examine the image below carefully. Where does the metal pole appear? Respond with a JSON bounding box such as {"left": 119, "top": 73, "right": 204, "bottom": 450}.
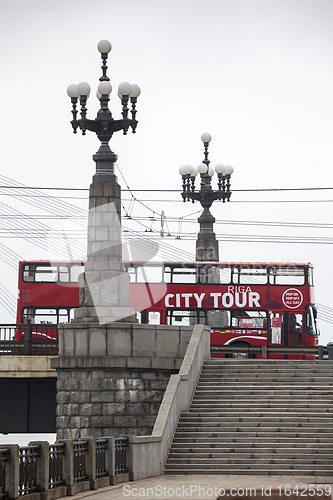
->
{"left": 24, "top": 319, "right": 32, "bottom": 355}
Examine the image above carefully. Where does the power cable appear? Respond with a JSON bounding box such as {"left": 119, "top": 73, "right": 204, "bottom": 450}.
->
{"left": 0, "top": 175, "right": 84, "bottom": 216}
{"left": 0, "top": 202, "right": 86, "bottom": 259}
{"left": 1, "top": 184, "right": 333, "bottom": 193}
{"left": 0, "top": 284, "right": 16, "bottom": 317}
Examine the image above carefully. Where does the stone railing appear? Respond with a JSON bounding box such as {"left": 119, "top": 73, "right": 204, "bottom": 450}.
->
{"left": 127, "top": 323, "right": 211, "bottom": 480}
{"left": 0, "top": 437, "right": 129, "bottom": 500}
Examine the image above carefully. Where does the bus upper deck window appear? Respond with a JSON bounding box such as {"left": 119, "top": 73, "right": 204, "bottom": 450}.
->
{"left": 23, "top": 264, "right": 36, "bottom": 282}
{"left": 171, "top": 267, "right": 196, "bottom": 283}
{"left": 269, "top": 266, "right": 305, "bottom": 285}
{"left": 164, "top": 267, "right": 171, "bottom": 283}
{"left": 35, "top": 266, "right": 58, "bottom": 282}
{"left": 308, "top": 267, "right": 314, "bottom": 286}
{"left": 127, "top": 267, "right": 136, "bottom": 283}
{"left": 218, "top": 266, "right": 232, "bottom": 284}
{"left": 233, "top": 266, "right": 268, "bottom": 285}
{"left": 164, "top": 266, "right": 196, "bottom": 283}
{"left": 59, "top": 266, "right": 69, "bottom": 282}
{"left": 137, "top": 265, "right": 163, "bottom": 283}
{"left": 199, "top": 265, "right": 231, "bottom": 284}
{"left": 70, "top": 265, "right": 84, "bottom": 282}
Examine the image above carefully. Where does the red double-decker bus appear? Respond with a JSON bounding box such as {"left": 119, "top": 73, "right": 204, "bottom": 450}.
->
{"left": 16, "top": 260, "right": 319, "bottom": 356}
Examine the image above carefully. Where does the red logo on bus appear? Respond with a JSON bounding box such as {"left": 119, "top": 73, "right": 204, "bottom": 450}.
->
{"left": 282, "top": 288, "right": 303, "bottom": 309}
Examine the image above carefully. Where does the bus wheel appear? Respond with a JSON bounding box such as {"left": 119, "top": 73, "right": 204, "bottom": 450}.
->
{"left": 227, "top": 342, "right": 252, "bottom": 359}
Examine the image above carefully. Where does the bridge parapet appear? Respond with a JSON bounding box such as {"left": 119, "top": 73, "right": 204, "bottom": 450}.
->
{"left": 0, "top": 356, "right": 56, "bottom": 378}
{"left": 0, "top": 436, "right": 129, "bottom": 500}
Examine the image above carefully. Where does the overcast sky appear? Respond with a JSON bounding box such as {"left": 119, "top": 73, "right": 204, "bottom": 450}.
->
{"left": 0, "top": 0, "right": 333, "bottom": 342}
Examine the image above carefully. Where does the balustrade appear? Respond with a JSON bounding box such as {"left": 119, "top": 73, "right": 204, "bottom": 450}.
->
{"left": 0, "top": 437, "right": 128, "bottom": 499}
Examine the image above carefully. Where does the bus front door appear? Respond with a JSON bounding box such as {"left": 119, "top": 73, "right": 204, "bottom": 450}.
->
{"left": 287, "top": 312, "right": 304, "bottom": 359}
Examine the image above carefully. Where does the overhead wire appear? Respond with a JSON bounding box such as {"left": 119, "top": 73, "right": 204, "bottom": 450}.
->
{"left": 0, "top": 242, "right": 23, "bottom": 268}
{"left": 0, "top": 202, "right": 86, "bottom": 259}
{"left": 0, "top": 175, "right": 85, "bottom": 216}
{"left": 0, "top": 284, "right": 16, "bottom": 317}
{"left": 316, "top": 304, "right": 333, "bottom": 325}
{"left": 1, "top": 184, "right": 333, "bottom": 192}
{"left": 1, "top": 175, "right": 333, "bottom": 317}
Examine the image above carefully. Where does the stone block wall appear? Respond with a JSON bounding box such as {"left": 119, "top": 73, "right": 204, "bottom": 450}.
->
{"left": 51, "top": 323, "right": 193, "bottom": 440}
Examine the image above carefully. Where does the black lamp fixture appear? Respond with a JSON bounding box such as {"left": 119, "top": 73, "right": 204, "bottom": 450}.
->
{"left": 67, "top": 39, "right": 141, "bottom": 183}
{"left": 179, "top": 133, "right": 234, "bottom": 260}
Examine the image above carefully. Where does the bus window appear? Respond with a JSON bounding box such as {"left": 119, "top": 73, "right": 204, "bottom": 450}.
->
{"left": 269, "top": 266, "right": 305, "bottom": 285}
{"left": 199, "top": 265, "right": 231, "bottom": 284}
{"left": 289, "top": 313, "right": 303, "bottom": 345}
{"left": 233, "top": 266, "right": 268, "bottom": 285}
{"left": 35, "top": 266, "right": 58, "bottom": 282}
{"left": 59, "top": 266, "right": 69, "bottom": 282}
{"left": 59, "top": 309, "right": 70, "bottom": 323}
{"left": 206, "top": 310, "right": 230, "bottom": 328}
{"left": 308, "top": 267, "right": 314, "bottom": 286}
{"left": 137, "top": 266, "right": 163, "bottom": 283}
{"left": 199, "top": 266, "right": 218, "bottom": 284}
{"left": 231, "top": 310, "right": 267, "bottom": 329}
{"left": 127, "top": 267, "right": 136, "bottom": 283}
{"left": 164, "top": 267, "right": 171, "bottom": 283}
{"left": 23, "top": 264, "right": 36, "bottom": 282}
{"left": 23, "top": 264, "right": 58, "bottom": 282}
{"left": 218, "top": 266, "right": 232, "bottom": 284}
{"left": 70, "top": 265, "right": 84, "bottom": 282}
{"left": 306, "top": 306, "right": 318, "bottom": 336}
{"left": 23, "top": 308, "right": 57, "bottom": 323}
{"left": 171, "top": 267, "right": 197, "bottom": 284}
{"left": 147, "top": 311, "right": 161, "bottom": 324}
{"left": 22, "top": 307, "right": 71, "bottom": 324}
{"left": 135, "top": 311, "right": 142, "bottom": 323}
{"left": 166, "top": 309, "right": 205, "bottom": 326}
{"left": 270, "top": 313, "right": 283, "bottom": 344}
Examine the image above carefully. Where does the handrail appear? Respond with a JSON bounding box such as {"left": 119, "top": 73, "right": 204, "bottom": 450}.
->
{"left": 211, "top": 344, "right": 328, "bottom": 359}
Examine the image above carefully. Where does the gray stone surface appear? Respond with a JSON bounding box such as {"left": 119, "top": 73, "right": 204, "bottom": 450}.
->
{"left": 55, "top": 363, "right": 172, "bottom": 439}
{"left": 75, "top": 181, "right": 137, "bottom": 325}
{"left": 52, "top": 323, "right": 194, "bottom": 440}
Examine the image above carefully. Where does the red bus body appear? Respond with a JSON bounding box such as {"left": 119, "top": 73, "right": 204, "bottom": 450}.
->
{"left": 16, "top": 261, "right": 319, "bottom": 357}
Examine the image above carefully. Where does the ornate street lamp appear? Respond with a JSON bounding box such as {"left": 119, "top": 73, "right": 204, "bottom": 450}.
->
{"left": 67, "top": 39, "right": 141, "bottom": 183}
{"left": 179, "top": 133, "right": 234, "bottom": 261}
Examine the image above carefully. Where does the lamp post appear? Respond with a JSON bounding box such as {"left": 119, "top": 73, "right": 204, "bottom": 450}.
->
{"left": 179, "top": 133, "right": 233, "bottom": 262}
{"left": 67, "top": 39, "right": 141, "bottom": 183}
{"left": 65, "top": 39, "right": 140, "bottom": 325}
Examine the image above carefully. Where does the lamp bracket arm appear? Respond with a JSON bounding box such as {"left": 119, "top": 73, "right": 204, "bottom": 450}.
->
{"left": 78, "top": 119, "right": 98, "bottom": 133}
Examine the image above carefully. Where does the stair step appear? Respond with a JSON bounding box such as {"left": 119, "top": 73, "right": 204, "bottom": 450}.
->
{"left": 173, "top": 436, "right": 333, "bottom": 443}
{"left": 180, "top": 413, "right": 333, "bottom": 419}
{"left": 170, "top": 443, "right": 332, "bottom": 458}
{"left": 165, "top": 359, "right": 333, "bottom": 476}
{"left": 165, "top": 463, "right": 333, "bottom": 471}
{"left": 164, "top": 467, "right": 332, "bottom": 475}
{"left": 168, "top": 452, "right": 333, "bottom": 461}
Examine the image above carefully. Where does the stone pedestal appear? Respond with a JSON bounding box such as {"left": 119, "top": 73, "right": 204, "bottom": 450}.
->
{"left": 74, "top": 181, "right": 136, "bottom": 324}
{"left": 51, "top": 323, "right": 192, "bottom": 439}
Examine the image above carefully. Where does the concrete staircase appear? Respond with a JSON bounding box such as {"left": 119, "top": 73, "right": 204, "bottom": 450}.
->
{"left": 165, "top": 359, "right": 333, "bottom": 475}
